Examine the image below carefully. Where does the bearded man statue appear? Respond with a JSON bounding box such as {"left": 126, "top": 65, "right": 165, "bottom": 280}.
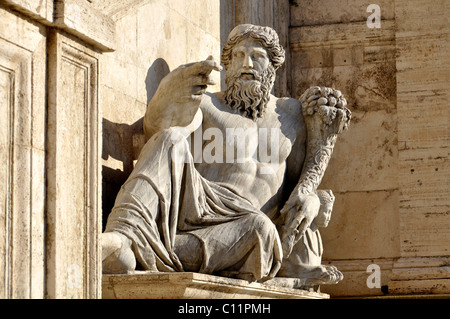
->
{"left": 222, "top": 25, "right": 283, "bottom": 121}
{"left": 101, "top": 24, "right": 351, "bottom": 287}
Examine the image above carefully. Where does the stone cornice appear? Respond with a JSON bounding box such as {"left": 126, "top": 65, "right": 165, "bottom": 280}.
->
{"left": 3, "top": 0, "right": 116, "bottom": 52}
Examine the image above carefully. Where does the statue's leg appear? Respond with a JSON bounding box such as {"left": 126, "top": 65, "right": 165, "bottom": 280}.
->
{"left": 173, "top": 233, "right": 203, "bottom": 271}
{"left": 101, "top": 231, "right": 136, "bottom": 274}
{"left": 220, "top": 213, "right": 280, "bottom": 281}
{"left": 174, "top": 213, "right": 280, "bottom": 281}
{"left": 102, "top": 129, "right": 193, "bottom": 273}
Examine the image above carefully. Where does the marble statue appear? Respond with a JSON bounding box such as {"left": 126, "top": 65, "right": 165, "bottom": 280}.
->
{"left": 102, "top": 24, "right": 351, "bottom": 286}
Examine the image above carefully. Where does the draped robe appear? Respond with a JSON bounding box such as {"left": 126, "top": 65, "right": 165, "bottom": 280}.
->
{"left": 105, "top": 126, "right": 282, "bottom": 280}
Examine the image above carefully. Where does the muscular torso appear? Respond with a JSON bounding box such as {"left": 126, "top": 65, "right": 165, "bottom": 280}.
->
{"left": 193, "top": 92, "right": 306, "bottom": 217}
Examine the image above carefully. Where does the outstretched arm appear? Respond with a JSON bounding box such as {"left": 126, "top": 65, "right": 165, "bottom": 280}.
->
{"left": 143, "top": 56, "right": 222, "bottom": 140}
{"left": 278, "top": 87, "right": 351, "bottom": 257}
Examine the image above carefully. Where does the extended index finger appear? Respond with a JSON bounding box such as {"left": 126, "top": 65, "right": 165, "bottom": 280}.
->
{"left": 189, "top": 56, "right": 222, "bottom": 75}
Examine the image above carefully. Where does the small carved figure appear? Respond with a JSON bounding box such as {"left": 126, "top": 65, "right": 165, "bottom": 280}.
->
{"left": 277, "top": 190, "right": 344, "bottom": 287}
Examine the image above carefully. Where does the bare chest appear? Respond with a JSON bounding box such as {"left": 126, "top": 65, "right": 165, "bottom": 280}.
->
{"left": 195, "top": 97, "right": 299, "bottom": 166}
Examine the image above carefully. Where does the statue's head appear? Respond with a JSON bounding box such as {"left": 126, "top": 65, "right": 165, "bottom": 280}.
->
{"left": 315, "top": 190, "right": 335, "bottom": 228}
{"left": 222, "top": 24, "right": 285, "bottom": 72}
{"left": 221, "top": 24, "right": 285, "bottom": 120}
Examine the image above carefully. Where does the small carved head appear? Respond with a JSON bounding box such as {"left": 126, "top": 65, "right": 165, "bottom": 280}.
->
{"left": 314, "top": 190, "right": 335, "bottom": 228}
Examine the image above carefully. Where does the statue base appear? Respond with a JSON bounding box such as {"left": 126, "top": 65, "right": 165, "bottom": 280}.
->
{"left": 102, "top": 272, "right": 329, "bottom": 299}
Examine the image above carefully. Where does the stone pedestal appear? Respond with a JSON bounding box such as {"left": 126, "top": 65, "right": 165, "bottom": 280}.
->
{"left": 102, "top": 272, "right": 329, "bottom": 299}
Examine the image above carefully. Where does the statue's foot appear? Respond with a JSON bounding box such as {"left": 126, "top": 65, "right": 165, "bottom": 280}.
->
{"left": 302, "top": 265, "right": 343, "bottom": 286}
{"left": 101, "top": 232, "right": 136, "bottom": 274}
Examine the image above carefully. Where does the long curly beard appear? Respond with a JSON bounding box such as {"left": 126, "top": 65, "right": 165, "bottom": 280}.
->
{"left": 224, "top": 66, "right": 275, "bottom": 121}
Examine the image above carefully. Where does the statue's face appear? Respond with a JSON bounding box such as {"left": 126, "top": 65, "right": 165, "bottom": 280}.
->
{"left": 315, "top": 202, "right": 333, "bottom": 228}
{"left": 228, "top": 37, "right": 270, "bottom": 82}
{"left": 224, "top": 36, "right": 274, "bottom": 120}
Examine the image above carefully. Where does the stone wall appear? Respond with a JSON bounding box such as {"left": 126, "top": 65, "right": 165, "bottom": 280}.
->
{"left": 288, "top": 0, "right": 449, "bottom": 297}
{"left": 389, "top": 0, "right": 449, "bottom": 295}
{"left": 0, "top": 6, "right": 47, "bottom": 298}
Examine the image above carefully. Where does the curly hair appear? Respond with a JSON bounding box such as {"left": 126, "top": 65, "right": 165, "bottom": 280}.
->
{"left": 221, "top": 24, "right": 285, "bottom": 71}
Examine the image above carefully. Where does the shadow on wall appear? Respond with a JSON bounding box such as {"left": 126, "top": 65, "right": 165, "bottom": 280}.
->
{"left": 102, "top": 58, "right": 171, "bottom": 230}
{"left": 145, "top": 58, "right": 171, "bottom": 104}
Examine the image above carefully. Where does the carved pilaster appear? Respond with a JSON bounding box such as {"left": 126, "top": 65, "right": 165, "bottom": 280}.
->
{"left": 0, "top": 9, "right": 47, "bottom": 298}
{"left": 46, "top": 31, "right": 102, "bottom": 299}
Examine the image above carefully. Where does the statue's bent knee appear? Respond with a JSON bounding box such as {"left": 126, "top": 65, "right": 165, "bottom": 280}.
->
{"left": 102, "top": 232, "right": 136, "bottom": 274}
